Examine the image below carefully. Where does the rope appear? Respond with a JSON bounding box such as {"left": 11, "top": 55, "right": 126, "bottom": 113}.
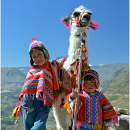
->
{"left": 72, "top": 42, "right": 84, "bottom": 130}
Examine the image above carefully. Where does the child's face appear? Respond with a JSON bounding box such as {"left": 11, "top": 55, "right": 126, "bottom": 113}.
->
{"left": 31, "top": 49, "right": 47, "bottom": 66}
{"left": 84, "top": 78, "right": 96, "bottom": 93}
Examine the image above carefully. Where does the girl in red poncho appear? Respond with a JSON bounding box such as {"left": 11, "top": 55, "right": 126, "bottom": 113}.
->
{"left": 12, "top": 37, "right": 66, "bottom": 130}
{"left": 64, "top": 69, "right": 118, "bottom": 130}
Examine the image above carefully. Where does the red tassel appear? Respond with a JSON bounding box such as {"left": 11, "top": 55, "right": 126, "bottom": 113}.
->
{"left": 62, "top": 19, "right": 70, "bottom": 28}
{"left": 90, "top": 21, "right": 99, "bottom": 30}
{"left": 70, "top": 61, "right": 76, "bottom": 66}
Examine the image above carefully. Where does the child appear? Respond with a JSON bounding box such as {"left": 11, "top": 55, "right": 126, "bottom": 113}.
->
{"left": 64, "top": 69, "right": 118, "bottom": 130}
{"left": 12, "top": 36, "right": 66, "bottom": 130}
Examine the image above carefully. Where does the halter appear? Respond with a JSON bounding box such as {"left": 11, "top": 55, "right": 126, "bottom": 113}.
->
{"left": 62, "top": 14, "right": 99, "bottom": 30}
{"left": 70, "top": 11, "right": 86, "bottom": 27}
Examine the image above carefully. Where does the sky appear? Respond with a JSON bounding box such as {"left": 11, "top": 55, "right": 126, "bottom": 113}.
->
{"left": 1, "top": 0, "right": 129, "bottom": 67}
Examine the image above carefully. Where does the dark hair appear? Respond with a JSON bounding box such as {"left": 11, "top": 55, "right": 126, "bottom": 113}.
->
{"left": 29, "top": 47, "right": 43, "bottom": 55}
{"left": 84, "top": 75, "right": 95, "bottom": 81}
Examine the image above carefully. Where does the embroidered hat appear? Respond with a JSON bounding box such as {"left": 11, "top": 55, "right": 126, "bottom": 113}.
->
{"left": 29, "top": 36, "right": 50, "bottom": 65}
{"left": 82, "top": 69, "right": 100, "bottom": 89}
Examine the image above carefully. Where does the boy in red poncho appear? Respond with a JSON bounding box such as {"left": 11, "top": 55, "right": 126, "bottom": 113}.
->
{"left": 12, "top": 37, "right": 66, "bottom": 130}
{"left": 64, "top": 69, "right": 118, "bottom": 130}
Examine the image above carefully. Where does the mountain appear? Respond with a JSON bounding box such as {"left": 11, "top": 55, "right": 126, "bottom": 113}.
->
{"left": 91, "top": 63, "right": 128, "bottom": 84}
{"left": 1, "top": 68, "right": 26, "bottom": 94}
{"left": 101, "top": 65, "right": 129, "bottom": 109}
{"left": 15, "top": 67, "right": 29, "bottom": 75}
{"left": 1, "top": 68, "right": 26, "bottom": 83}
{"left": 102, "top": 65, "right": 129, "bottom": 95}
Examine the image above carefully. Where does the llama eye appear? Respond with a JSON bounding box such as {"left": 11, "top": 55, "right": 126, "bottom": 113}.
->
{"left": 84, "top": 15, "right": 90, "bottom": 20}
{"left": 73, "top": 12, "right": 80, "bottom": 18}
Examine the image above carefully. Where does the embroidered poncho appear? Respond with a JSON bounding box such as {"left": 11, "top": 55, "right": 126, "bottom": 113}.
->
{"left": 64, "top": 90, "right": 118, "bottom": 129}
{"left": 12, "top": 58, "right": 66, "bottom": 119}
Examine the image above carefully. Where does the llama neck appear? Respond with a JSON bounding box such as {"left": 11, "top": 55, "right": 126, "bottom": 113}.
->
{"left": 63, "top": 27, "right": 89, "bottom": 71}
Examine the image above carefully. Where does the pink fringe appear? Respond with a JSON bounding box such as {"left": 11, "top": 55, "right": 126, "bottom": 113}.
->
{"left": 109, "top": 115, "right": 119, "bottom": 126}
{"left": 76, "top": 121, "right": 81, "bottom": 130}
{"left": 36, "top": 91, "right": 46, "bottom": 105}
{"left": 43, "top": 92, "right": 46, "bottom": 104}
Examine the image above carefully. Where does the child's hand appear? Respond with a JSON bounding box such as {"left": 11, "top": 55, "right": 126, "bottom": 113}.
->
{"left": 70, "top": 88, "right": 78, "bottom": 99}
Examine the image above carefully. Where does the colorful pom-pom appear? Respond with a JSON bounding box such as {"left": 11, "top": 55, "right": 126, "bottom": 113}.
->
{"left": 83, "top": 57, "right": 87, "bottom": 61}
{"left": 82, "top": 40, "right": 86, "bottom": 43}
{"left": 78, "top": 48, "right": 81, "bottom": 52}
{"left": 83, "top": 48, "right": 87, "bottom": 52}
{"left": 76, "top": 58, "right": 79, "bottom": 61}
{"left": 30, "top": 36, "right": 38, "bottom": 42}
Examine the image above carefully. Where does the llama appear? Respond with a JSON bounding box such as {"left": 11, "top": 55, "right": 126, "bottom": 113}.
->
{"left": 53, "top": 5, "right": 98, "bottom": 130}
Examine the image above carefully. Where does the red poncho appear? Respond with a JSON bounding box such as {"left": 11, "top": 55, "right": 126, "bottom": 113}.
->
{"left": 12, "top": 58, "right": 66, "bottom": 119}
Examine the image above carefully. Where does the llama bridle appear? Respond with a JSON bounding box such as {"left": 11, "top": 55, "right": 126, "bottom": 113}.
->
{"left": 62, "top": 8, "right": 99, "bottom": 30}
{"left": 71, "top": 11, "right": 90, "bottom": 37}
{"left": 71, "top": 10, "right": 91, "bottom": 27}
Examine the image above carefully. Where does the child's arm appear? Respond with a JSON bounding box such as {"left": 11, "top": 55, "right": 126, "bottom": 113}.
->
{"left": 102, "top": 96, "right": 118, "bottom": 127}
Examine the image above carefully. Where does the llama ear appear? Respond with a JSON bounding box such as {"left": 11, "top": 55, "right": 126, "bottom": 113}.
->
{"left": 62, "top": 15, "right": 71, "bottom": 23}
{"left": 88, "top": 12, "right": 92, "bottom": 15}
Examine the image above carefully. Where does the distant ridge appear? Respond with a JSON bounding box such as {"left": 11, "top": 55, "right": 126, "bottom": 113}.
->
{"left": 91, "top": 63, "right": 128, "bottom": 84}
{"left": 2, "top": 68, "right": 26, "bottom": 82}
{"left": 102, "top": 65, "right": 129, "bottom": 95}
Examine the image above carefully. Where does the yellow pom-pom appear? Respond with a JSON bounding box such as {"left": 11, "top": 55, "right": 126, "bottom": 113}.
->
{"left": 78, "top": 48, "right": 81, "bottom": 52}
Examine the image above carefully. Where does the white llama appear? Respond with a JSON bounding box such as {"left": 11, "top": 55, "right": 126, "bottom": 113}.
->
{"left": 53, "top": 5, "right": 98, "bottom": 130}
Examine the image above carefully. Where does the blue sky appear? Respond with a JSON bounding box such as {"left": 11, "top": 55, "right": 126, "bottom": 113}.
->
{"left": 1, "top": 0, "right": 129, "bottom": 67}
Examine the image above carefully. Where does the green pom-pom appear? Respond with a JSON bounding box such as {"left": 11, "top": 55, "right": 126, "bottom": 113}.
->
{"left": 76, "top": 58, "right": 79, "bottom": 61}
{"left": 83, "top": 57, "right": 87, "bottom": 61}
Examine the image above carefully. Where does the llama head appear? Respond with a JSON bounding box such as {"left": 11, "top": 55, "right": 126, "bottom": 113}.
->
{"left": 62, "top": 5, "right": 91, "bottom": 28}
{"left": 62, "top": 5, "right": 98, "bottom": 71}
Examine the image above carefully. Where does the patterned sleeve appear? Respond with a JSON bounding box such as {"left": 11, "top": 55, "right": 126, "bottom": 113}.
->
{"left": 102, "top": 97, "right": 118, "bottom": 126}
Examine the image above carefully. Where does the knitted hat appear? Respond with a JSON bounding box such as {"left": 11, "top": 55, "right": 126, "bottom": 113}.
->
{"left": 82, "top": 69, "right": 100, "bottom": 89}
{"left": 29, "top": 36, "right": 50, "bottom": 65}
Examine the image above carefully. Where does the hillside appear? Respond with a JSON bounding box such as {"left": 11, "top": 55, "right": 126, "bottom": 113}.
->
{"left": 1, "top": 63, "right": 129, "bottom": 129}
{"left": 101, "top": 65, "right": 129, "bottom": 109}
{"left": 2, "top": 68, "right": 26, "bottom": 83}
{"left": 102, "top": 65, "right": 129, "bottom": 94}
{"left": 91, "top": 63, "right": 128, "bottom": 84}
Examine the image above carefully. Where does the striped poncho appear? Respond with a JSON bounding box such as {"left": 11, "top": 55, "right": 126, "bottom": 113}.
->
{"left": 12, "top": 58, "right": 66, "bottom": 119}
{"left": 64, "top": 90, "right": 118, "bottom": 130}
